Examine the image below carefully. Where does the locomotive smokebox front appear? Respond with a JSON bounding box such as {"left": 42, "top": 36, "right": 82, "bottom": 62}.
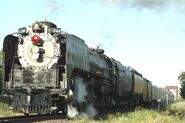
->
{"left": 3, "top": 21, "right": 68, "bottom": 114}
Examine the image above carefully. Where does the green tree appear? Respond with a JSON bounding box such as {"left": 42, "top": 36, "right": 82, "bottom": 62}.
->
{"left": 0, "top": 50, "right": 2, "bottom": 94}
{"left": 178, "top": 72, "right": 185, "bottom": 99}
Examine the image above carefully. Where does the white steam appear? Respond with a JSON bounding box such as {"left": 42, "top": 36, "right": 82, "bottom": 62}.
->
{"left": 101, "top": 0, "right": 126, "bottom": 6}
{"left": 85, "top": 104, "right": 97, "bottom": 118}
{"left": 95, "top": 40, "right": 104, "bottom": 49}
{"left": 75, "top": 104, "right": 97, "bottom": 119}
{"left": 43, "top": 0, "right": 185, "bottom": 17}
{"left": 82, "top": 0, "right": 185, "bottom": 12}
{"left": 67, "top": 77, "right": 97, "bottom": 119}
{"left": 67, "top": 104, "right": 79, "bottom": 118}
{"left": 74, "top": 78, "right": 87, "bottom": 103}
{"left": 44, "top": 0, "right": 61, "bottom": 18}
{"left": 67, "top": 104, "right": 97, "bottom": 119}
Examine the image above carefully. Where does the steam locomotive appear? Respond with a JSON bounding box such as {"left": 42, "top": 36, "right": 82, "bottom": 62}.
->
{"left": 2, "top": 21, "right": 174, "bottom": 116}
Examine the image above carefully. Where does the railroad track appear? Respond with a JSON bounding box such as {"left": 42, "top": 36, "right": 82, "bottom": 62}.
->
{"left": 0, "top": 114, "right": 66, "bottom": 123}
{"left": 0, "top": 107, "right": 135, "bottom": 123}
{"left": 95, "top": 107, "right": 135, "bottom": 120}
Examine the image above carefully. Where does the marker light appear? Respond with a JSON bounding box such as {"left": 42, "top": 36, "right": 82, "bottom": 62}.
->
{"left": 18, "top": 27, "right": 27, "bottom": 34}
{"left": 48, "top": 28, "right": 61, "bottom": 33}
{"left": 31, "top": 35, "right": 40, "bottom": 43}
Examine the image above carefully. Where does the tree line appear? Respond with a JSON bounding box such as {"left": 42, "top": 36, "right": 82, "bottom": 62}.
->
{"left": 178, "top": 72, "right": 185, "bottom": 99}
{"left": 0, "top": 50, "right": 2, "bottom": 94}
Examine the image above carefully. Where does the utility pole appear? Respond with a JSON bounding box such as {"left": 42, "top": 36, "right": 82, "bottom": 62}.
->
{"left": 166, "top": 86, "right": 178, "bottom": 101}
{"left": 166, "top": 94, "right": 168, "bottom": 106}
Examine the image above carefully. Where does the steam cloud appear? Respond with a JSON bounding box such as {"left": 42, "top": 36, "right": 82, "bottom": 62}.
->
{"left": 74, "top": 78, "right": 87, "bottom": 103}
{"left": 44, "top": 0, "right": 61, "bottom": 17}
{"left": 102, "top": 0, "right": 169, "bottom": 7}
{"left": 67, "top": 77, "right": 97, "bottom": 119}
{"left": 43, "top": 0, "right": 185, "bottom": 17}
{"left": 43, "top": 0, "right": 185, "bottom": 19}
{"left": 67, "top": 104, "right": 79, "bottom": 118}
{"left": 87, "top": 0, "right": 185, "bottom": 11}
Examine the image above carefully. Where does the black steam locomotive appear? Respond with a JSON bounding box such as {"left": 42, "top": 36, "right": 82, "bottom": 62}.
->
{"left": 2, "top": 21, "right": 174, "bottom": 116}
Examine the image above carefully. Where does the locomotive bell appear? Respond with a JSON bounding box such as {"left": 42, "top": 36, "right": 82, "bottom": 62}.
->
{"left": 32, "top": 22, "right": 42, "bottom": 32}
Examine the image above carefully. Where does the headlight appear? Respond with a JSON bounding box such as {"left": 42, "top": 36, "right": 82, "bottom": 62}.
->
{"left": 18, "top": 27, "right": 27, "bottom": 34}
{"left": 48, "top": 28, "right": 61, "bottom": 33}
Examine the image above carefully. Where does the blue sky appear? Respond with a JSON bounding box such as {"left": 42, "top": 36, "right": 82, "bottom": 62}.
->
{"left": 1, "top": 0, "right": 185, "bottom": 88}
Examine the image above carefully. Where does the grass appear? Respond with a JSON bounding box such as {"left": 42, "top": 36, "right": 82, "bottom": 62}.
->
{"left": 17, "top": 109, "right": 184, "bottom": 123}
{"left": 72, "top": 102, "right": 185, "bottom": 123}
{"left": 0, "top": 101, "right": 185, "bottom": 122}
{"left": 103, "top": 109, "right": 184, "bottom": 123}
{"left": 0, "top": 102, "right": 22, "bottom": 117}
{"left": 45, "top": 105, "right": 185, "bottom": 123}
{"left": 71, "top": 109, "right": 185, "bottom": 123}
{"left": 168, "top": 101, "right": 185, "bottom": 118}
